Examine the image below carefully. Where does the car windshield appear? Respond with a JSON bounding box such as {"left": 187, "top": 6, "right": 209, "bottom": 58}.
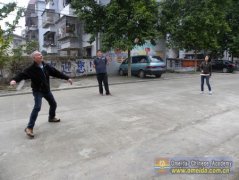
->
{"left": 224, "top": 61, "right": 233, "bottom": 64}
{"left": 150, "top": 56, "right": 164, "bottom": 62}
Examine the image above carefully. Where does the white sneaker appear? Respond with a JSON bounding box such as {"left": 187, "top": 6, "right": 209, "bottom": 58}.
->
{"left": 209, "top": 91, "right": 212, "bottom": 95}
{"left": 200, "top": 91, "right": 204, "bottom": 94}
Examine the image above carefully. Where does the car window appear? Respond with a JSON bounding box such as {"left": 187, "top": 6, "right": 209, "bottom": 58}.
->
{"left": 150, "top": 57, "right": 163, "bottom": 62}
{"left": 132, "top": 57, "right": 139, "bottom": 64}
{"left": 122, "top": 59, "right": 128, "bottom": 64}
{"left": 216, "top": 61, "right": 223, "bottom": 64}
{"left": 132, "top": 56, "right": 147, "bottom": 63}
{"left": 139, "top": 58, "right": 147, "bottom": 63}
{"left": 152, "top": 56, "right": 164, "bottom": 62}
{"left": 224, "top": 61, "right": 231, "bottom": 65}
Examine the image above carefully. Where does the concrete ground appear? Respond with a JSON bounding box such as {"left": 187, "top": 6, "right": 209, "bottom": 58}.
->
{"left": 0, "top": 73, "right": 239, "bottom": 180}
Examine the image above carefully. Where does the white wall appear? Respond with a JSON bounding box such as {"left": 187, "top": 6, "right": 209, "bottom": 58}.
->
{"left": 58, "top": 0, "right": 64, "bottom": 12}
{"left": 46, "top": 0, "right": 58, "bottom": 11}
{"left": 36, "top": 0, "right": 47, "bottom": 52}
{"left": 82, "top": 33, "right": 97, "bottom": 56}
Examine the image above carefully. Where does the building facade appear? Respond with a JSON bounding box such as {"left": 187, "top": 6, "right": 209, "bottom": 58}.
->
{"left": 41, "top": 0, "right": 101, "bottom": 57}
{"left": 30, "top": 0, "right": 166, "bottom": 59}
{"left": 8, "top": 34, "right": 26, "bottom": 56}
{"left": 25, "top": 0, "right": 38, "bottom": 42}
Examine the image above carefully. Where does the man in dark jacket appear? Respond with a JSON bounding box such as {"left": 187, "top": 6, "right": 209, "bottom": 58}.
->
{"left": 93, "top": 50, "right": 111, "bottom": 95}
{"left": 10, "top": 51, "right": 73, "bottom": 138}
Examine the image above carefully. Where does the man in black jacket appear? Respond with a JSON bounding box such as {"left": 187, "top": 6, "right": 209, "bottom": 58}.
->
{"left": 10, "top": 51, "right": 73, "bottom": 138}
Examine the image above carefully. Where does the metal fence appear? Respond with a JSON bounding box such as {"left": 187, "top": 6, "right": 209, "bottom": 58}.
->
{"left": 166, "top": 58, "right": 204, "bottom": 72}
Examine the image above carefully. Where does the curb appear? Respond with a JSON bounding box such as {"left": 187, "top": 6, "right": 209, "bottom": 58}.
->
{"left": 0, "top": 75, "right": 200, "bottom": 98}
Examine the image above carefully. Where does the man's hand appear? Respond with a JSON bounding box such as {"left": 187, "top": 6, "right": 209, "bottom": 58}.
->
{"left": 68, "top": 79, "right": 73, "bottom": 85}
{"left": 10, "top": 80, "right": 16, "bottom": 86}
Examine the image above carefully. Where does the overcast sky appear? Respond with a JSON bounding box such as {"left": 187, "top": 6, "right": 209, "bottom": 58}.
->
{"left": 0, "top": 0, "right": 29, "bottom": 35}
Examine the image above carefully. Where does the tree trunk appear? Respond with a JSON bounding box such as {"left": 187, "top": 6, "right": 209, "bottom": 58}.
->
{"left": 127, "top": 49, "right": 131, "bottom": 77}
{"left": 194, "top": 50, "right": 198, "bottom": 72}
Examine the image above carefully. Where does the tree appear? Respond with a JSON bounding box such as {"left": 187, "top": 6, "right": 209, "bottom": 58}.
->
{"left": 72, "top": 0, "right": 159, "bottom": 77}
{"left": 159, "top": 0, "right": 230, "bottom": 57}
{"left": 0, "top": 3, "right": 24, "bottom": 69}
{"left": 7, "top": 45, "right": 25, "bottom": 75}
{"left": 226, "top": 0, "right": 239, "bottom": 59}
{"left": 24, "top": 40, "right": 39, "bottom": 55}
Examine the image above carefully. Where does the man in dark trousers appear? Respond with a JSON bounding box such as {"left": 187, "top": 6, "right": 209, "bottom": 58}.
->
{"left": 93, "top": 50, "right": 111, "bottom": 95}
{"left": 10, "top": 51, "right": 73, "bottom": 138}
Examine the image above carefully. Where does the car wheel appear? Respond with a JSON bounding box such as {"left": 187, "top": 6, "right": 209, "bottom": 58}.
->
{"left": 138, "top": 70, "right": 145, "bottom": 78}
{"left": 222, "top": 68, "right": 228, "bottom": 73}
{"left": 155, "top": 74, "right": 162, "bottom": 78}
{"left": 119, "top": 69, "right": 124, "bottom": 76}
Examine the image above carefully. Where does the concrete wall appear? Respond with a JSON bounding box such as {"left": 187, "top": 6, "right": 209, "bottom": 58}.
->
{"left": 46, "top": 59, "right": 96, "bottom": 77}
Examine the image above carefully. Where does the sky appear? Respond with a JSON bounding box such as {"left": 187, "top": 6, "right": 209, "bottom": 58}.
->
{"left": 0, "top": 0, "right": 29, "bottom": 35}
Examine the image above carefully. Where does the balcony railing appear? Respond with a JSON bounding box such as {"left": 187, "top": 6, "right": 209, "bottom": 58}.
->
{"left": 25, "top": 25, "right": 38, "bottom": 32}
{"left": 59, "top": 39, "right": 80, "bottom": 50}
{"left": 42, "top": 9, "right": 59, "bottom": 28}
{"left": 46, "top": 46, "right": 58, "bottom": 54}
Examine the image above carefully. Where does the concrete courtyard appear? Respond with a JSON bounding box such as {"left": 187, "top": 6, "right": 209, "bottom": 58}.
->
{"left": 0, "top": 73, "right": 239, "bottom": 180}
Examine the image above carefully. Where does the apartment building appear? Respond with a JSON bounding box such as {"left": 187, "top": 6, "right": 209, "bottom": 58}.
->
{"left": 25, "top": 0, "right": 38, "bottom": 42}
{"left": 8, "top": 34, "right": 26, "bottom": 56}
{"left": 41, "top": 0, "right": 82, "bottom": 56}
{"left": 41, "top": 0, "right": 112, "bottom": 57}
{"left": 25, "top": 0, "right": 46, "bottom": 52}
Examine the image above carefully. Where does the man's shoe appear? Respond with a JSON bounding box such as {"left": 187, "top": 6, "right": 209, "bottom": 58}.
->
{"left": 24, "top": 128, "right": 34, "bottom": 138}
{"left": 100, "top": 93, "right": 103, "bottom": 96}
{"left": 48, "top": 117, "right": 60, "bottom": 123}
{"left": 209, "top": 91, "right": 212, "bottom": 95}
{"left": 106, "top": 92, "right": 111, "bottom": 96}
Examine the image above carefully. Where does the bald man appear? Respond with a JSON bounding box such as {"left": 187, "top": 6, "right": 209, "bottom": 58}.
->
{"left": 10, "top": 51, "right": 73, "bottom": 138}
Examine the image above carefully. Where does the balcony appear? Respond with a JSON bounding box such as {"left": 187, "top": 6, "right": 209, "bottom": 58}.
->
{"left": 46, "top": 46, "right": 58, "bottom": 54}
{"left": 58, "top": 39, "right": 80, "bottom": 51}
{"left": 42, "top": 9, "right": 59, "bottom": 28}
{"left": 45, "top": 0, "right": 53, "bottom": 4}
{"left": 25, "top": 25, "right": 38, "bottom": 33}
{"left": 58, "top": 32, "right": 78, "bottom": 41}
{"left": 29, "top": 25, "right": 38, "bottom": 31}
{"left": 44, "top": 26, "right": 56, "bottom": 33}
{"left": 30, "top": 12, "right": 37, "bottom": 18}
{"left": 43, "top": 31, "right": 56, "bottom": 47}
{"left": 60, "top": 3, "right": 75, "bottom": 17}
{"left": 57, "top": 22, "right": 78, "bottom": 41}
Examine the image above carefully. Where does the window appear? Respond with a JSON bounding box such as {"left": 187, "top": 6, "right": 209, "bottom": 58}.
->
{"left": 132, "top": 56, "right": 147, "bottom": 64}
{"left": 152, "top": 56, "right": 164, "bottom": 62}
{"left": 139, "top": 58, "right": 147, "bottom": 63}
{"left": 63, "top": 0, "right": 71, "bottom": 7}
{"left": 132, "top": 57, "right": 139, "bottom": 64}
{"left": 123, "top": 59, "right": 128, "bottom": 64}
{"left": 85, "top": 47, "right": 92, "bottom": 57}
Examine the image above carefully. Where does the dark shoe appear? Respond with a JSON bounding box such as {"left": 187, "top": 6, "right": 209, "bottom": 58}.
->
{"left": 106, "top": 93, "right": 111, "bottom": 96}
{"left": 24, "top": 128, "right": 34, "bottom": 138}
{"left": 100, "top": 93, "right": 103, "bottom": 96}
{"left": 48, "top": 117, "right": 60, "bottom": 123}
